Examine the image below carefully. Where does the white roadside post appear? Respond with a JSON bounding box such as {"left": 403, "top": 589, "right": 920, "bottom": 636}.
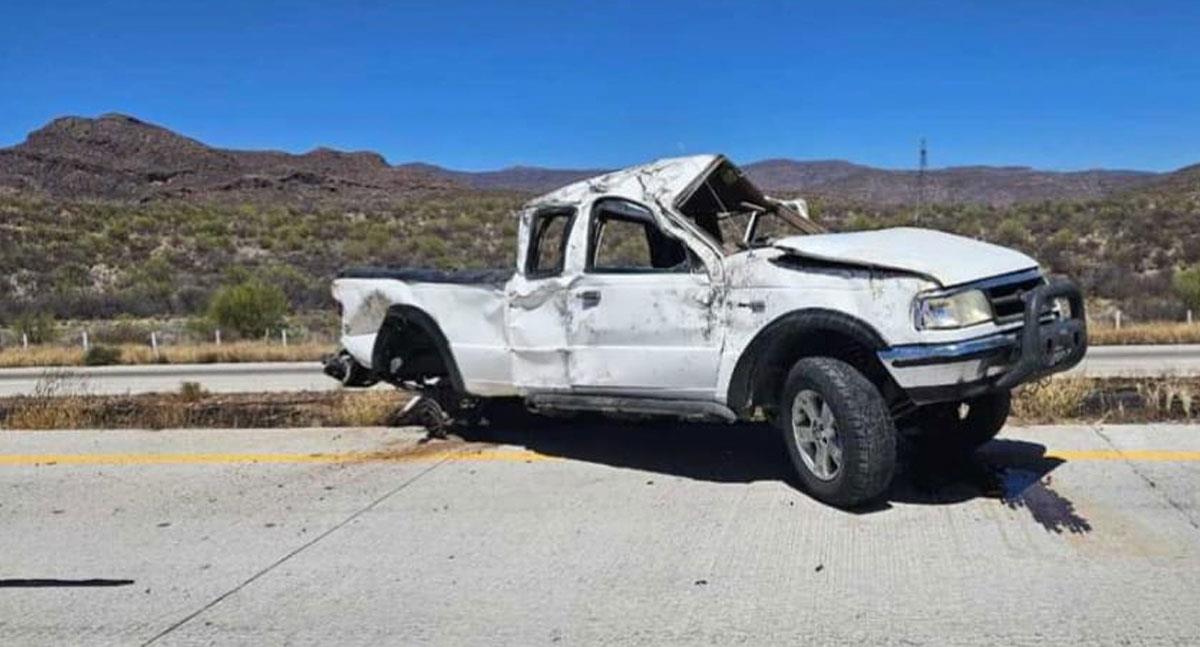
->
{"left": 215, "top": 329, "right": 221, "bottom": 346}
{"left": 22, "top": 333, "right": 28, "bottom": 349}
{"left": 1189, "top": 310, "right": 1194, "bottom": 325}
{"left": 281, "top": 329, "right": 288, "bottom": 347}
{"left": 82, "top": 331, "right": 89, "bottom": 351}
{"left": 151, "top": 331, "right": 159, "bottom": 358}
{"left": 1114, "top": 310, "right": 1122, "bottom": 330}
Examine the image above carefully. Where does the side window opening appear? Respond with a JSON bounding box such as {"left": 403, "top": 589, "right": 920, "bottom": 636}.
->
{"left": 526, "top": 209, "right": 574, "bottom": 277}
{"left": 588, "top": 200, "right": 692, "bottom": 273}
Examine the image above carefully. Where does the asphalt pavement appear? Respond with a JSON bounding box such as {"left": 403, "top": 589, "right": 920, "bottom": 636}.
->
{"left": 2, "top": 422, "right": 1199, "bottom": 645}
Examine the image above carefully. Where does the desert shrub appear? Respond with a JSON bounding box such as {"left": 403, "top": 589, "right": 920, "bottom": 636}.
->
{"left": 995, "top": 218, "right": 1028, "bottom": 246}
{"left": 1173, "top": 265, "right": 1200, "bottom": 312}
{"left": 83, "top": 345, "right": 122, "bottom": 366}
{"left": 178, "top": 381, "right": 209, "bottom": 402}
{"left": 183, "top": 315, "right": 217, "bottom": 342}
{"left": 95, "top": 315, "right": 151, "bottom": 344}
{"left": 207, "top": 279, "right": 289, "bottom": 339}
{"left": 13, "top": 311, "right": 58, "bottom": 344}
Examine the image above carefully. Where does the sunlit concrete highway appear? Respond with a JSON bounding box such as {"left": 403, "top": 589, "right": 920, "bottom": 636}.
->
{"left": 2, "top": 422, "right": 1198, "bottom": 645}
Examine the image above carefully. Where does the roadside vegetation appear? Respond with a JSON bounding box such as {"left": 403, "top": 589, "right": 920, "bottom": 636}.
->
{"left": 2, "top": 375, "right": 1197, "bottom": 430}
{"left": 1088, "top": 321, "right": 1200, "bottom": 345}
{"left": 0, "top": 377, "right": 407, "bottom": 430}
{"left": 0, "top": 341, "right": 329, "bottom": 368}
{"left": 3, "top": 177, "right": 1200, "bottom": 359}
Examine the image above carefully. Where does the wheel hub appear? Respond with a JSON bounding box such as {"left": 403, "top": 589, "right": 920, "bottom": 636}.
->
{"left": 791, "top": 389, "right": 843, "bottom": 481}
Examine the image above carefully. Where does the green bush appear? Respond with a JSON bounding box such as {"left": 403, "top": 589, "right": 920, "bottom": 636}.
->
{"left": 83, "top": 345, "right": 122, "bottom": 366}
{"left": 1173, "top": 265, "right": 1200, "bottom": 312}
{"left": 207, "top": 278, "right": 289, "bottom": 339}
{"left": 13, "top": 311, "right": 58, "bottom": 344}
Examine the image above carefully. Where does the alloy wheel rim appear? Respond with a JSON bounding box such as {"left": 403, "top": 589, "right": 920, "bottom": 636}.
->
{"left": 791, "top": 389, "right": 842, "bottom": 481}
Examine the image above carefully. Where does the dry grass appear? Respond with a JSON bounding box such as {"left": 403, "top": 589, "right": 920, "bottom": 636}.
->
{"left": 1011, "top": 377, "right": 1095, "bottom": 423}
{"left": 1088, "top": 321, "right": 1200, "bottom": 345}
{"left": 1011, "top": 376, "right": 1200, "bottom": 424}
{"left": 4, "top": 375, "right": 1200, "bottom": 431}
{"left": 3, "top": 371, "right": 92, "bottom": 429}
{"left": 1136, "top": 377, "right": 1197, "bottom": 419}
{"left": 0, "top": 376, "right": 411, "bottom": 431}
{"left": 331, "top": 390, "right": 410, "bottom": 427}
{"left": 0, "top": 341, "right": 330, "bottom": 368}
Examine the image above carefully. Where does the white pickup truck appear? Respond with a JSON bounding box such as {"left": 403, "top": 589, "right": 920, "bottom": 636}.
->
{"left": 326, "top": 155, "right": 1086, "bottom": 507}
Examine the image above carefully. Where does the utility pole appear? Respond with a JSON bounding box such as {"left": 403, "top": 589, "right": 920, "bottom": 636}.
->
{"left": 915, "top": 137, "right": 927, "bottom": 224}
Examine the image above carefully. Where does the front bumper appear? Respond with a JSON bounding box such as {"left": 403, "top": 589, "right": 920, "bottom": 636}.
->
{"left": 878, "top": 278, "right": 1087, "bottom": 405}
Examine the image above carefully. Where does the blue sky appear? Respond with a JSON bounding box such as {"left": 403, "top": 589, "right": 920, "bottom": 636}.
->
{"left": 1, "top": 1, "right": 1197, "bottom": 172}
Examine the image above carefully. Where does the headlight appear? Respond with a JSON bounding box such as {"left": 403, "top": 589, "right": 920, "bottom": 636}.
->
{"left": 915, "top": 289, "right": 993, "bottom": 330}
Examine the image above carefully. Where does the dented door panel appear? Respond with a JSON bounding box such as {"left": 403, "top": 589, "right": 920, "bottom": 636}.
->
{"left": 506, "top": 274, "right": 574, "bottom": 390}
{"left": 567, "top": 272, "right": 721, "bottom": 397}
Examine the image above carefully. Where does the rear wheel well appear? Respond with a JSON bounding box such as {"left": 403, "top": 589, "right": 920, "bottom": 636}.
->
{"left": 727, "top": 310, "right": 903, "bottom": 419}
{"left": 371, "top": 305, "right": 465, "bottom": 392}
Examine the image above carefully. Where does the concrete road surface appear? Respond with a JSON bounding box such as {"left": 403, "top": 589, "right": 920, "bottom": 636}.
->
{"left": 1070, "top": 343, "right": 1200, "bottom": 376}
{"left": 2, "top": 422, "right": 1199, "bottom": 645}
{"left": 0, "top": 344, "right": 1199, "bottom": 397}
{"left": 0, "top": 362, "right": 335, "bottom": 397}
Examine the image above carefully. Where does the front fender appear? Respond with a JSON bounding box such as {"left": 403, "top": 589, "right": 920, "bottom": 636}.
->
{"left": 725, "top": 308, "right": 891, "bottom": 415}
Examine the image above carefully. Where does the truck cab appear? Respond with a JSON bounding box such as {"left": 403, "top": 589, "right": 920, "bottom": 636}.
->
{"left": 328, "top": 154, "right": 1087, "bottom": 507}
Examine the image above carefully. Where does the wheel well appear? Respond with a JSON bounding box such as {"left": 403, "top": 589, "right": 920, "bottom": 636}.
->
{"left": 371, "top": 305, "right": 465, "bottom": 392}
{"left": 726, "top": 309, "right": 903, "bottom": 418}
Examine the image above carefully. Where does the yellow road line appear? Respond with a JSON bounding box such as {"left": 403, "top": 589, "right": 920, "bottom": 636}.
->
{"left": 0, "top": 448, "right": 1199, "bottom": 467}
{"left": 0, "top": 448, "right": 554, "bottom": 467}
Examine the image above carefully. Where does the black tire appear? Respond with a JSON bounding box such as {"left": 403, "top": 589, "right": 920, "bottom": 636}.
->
{"left": 911, "top": 390, "right": 1011, "bottom": 451}
{"left": 777, "top": 357, "right": 897, "bottom": 508}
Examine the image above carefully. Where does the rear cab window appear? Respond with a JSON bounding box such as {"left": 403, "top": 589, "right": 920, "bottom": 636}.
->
{"left": 525, "top": 208, "right": 575, "bottom": 278}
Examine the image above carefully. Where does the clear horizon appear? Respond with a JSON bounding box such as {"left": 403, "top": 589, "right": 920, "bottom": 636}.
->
{"left": 2, "top": 1, "right": 1198, "bottom": 173}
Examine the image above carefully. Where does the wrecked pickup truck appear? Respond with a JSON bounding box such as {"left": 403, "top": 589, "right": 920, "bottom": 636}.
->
{"left": 325, "top": 154, "right": 1086, "bottom": 507}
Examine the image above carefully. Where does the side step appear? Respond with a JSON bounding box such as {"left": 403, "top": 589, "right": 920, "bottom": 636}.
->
{"left": 527, "top": 393, "right": 737, "bottom": 423}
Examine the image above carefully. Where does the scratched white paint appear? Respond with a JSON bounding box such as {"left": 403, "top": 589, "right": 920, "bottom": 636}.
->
{"left": 333, "top": 155, "right": 1043, "bottom": 405}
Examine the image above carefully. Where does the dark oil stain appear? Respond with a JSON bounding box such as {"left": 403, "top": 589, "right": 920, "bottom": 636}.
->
{"left": 896, "top": 438, "right": 1092, "bottom": 534}
{"left": 997, "top": 468, "right": 1092, "bottom": 534}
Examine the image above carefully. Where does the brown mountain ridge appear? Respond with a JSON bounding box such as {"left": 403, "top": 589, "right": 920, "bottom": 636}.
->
{"left": 0, "top": 113, "right": 1174, "bottom": 206}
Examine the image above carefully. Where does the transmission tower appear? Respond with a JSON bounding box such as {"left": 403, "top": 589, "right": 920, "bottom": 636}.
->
{"left": 915, "top": 137, "right": 927, "bottom": 223}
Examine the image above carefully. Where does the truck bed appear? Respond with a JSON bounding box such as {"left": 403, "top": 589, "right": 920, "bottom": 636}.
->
{"left": 337, "top": 266, "right": 513, "bottom": 287}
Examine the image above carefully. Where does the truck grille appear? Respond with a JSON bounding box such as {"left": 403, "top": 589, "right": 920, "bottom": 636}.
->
{"left": 982, "top": 271, "right": 1045, "bottom": 324}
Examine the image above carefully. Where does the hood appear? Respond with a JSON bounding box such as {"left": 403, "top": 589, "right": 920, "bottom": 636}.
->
{"left": 771, "top": 227, "right": 1038, "bottom": 287}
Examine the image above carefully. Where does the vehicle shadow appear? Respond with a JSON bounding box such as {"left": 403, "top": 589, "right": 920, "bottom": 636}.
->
{"left": 0, "top": 579, "right": 134, "bottom": 588}
{"left": 455, "top": 416, "right": 1087, "bottom": 531}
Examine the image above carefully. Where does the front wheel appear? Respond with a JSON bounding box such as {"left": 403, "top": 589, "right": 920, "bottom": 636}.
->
{"left": 778, "top": 357, "right": 897, "bottom": 508}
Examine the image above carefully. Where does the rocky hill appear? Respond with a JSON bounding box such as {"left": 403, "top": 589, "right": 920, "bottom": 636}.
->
{"left": 0, "top": 114, "right": 1163, "bottom": 206}
{"left": 0, "top": 114, "right": 452, "bottom": 206}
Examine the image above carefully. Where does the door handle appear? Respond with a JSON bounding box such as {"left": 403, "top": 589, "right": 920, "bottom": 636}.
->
{"left": 577, "top": 290, "right": 601, "bottom": 308}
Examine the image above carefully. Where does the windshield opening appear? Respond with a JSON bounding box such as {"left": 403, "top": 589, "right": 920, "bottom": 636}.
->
{"left": 677, "top": 159, "right": 821, "bottom": 254}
